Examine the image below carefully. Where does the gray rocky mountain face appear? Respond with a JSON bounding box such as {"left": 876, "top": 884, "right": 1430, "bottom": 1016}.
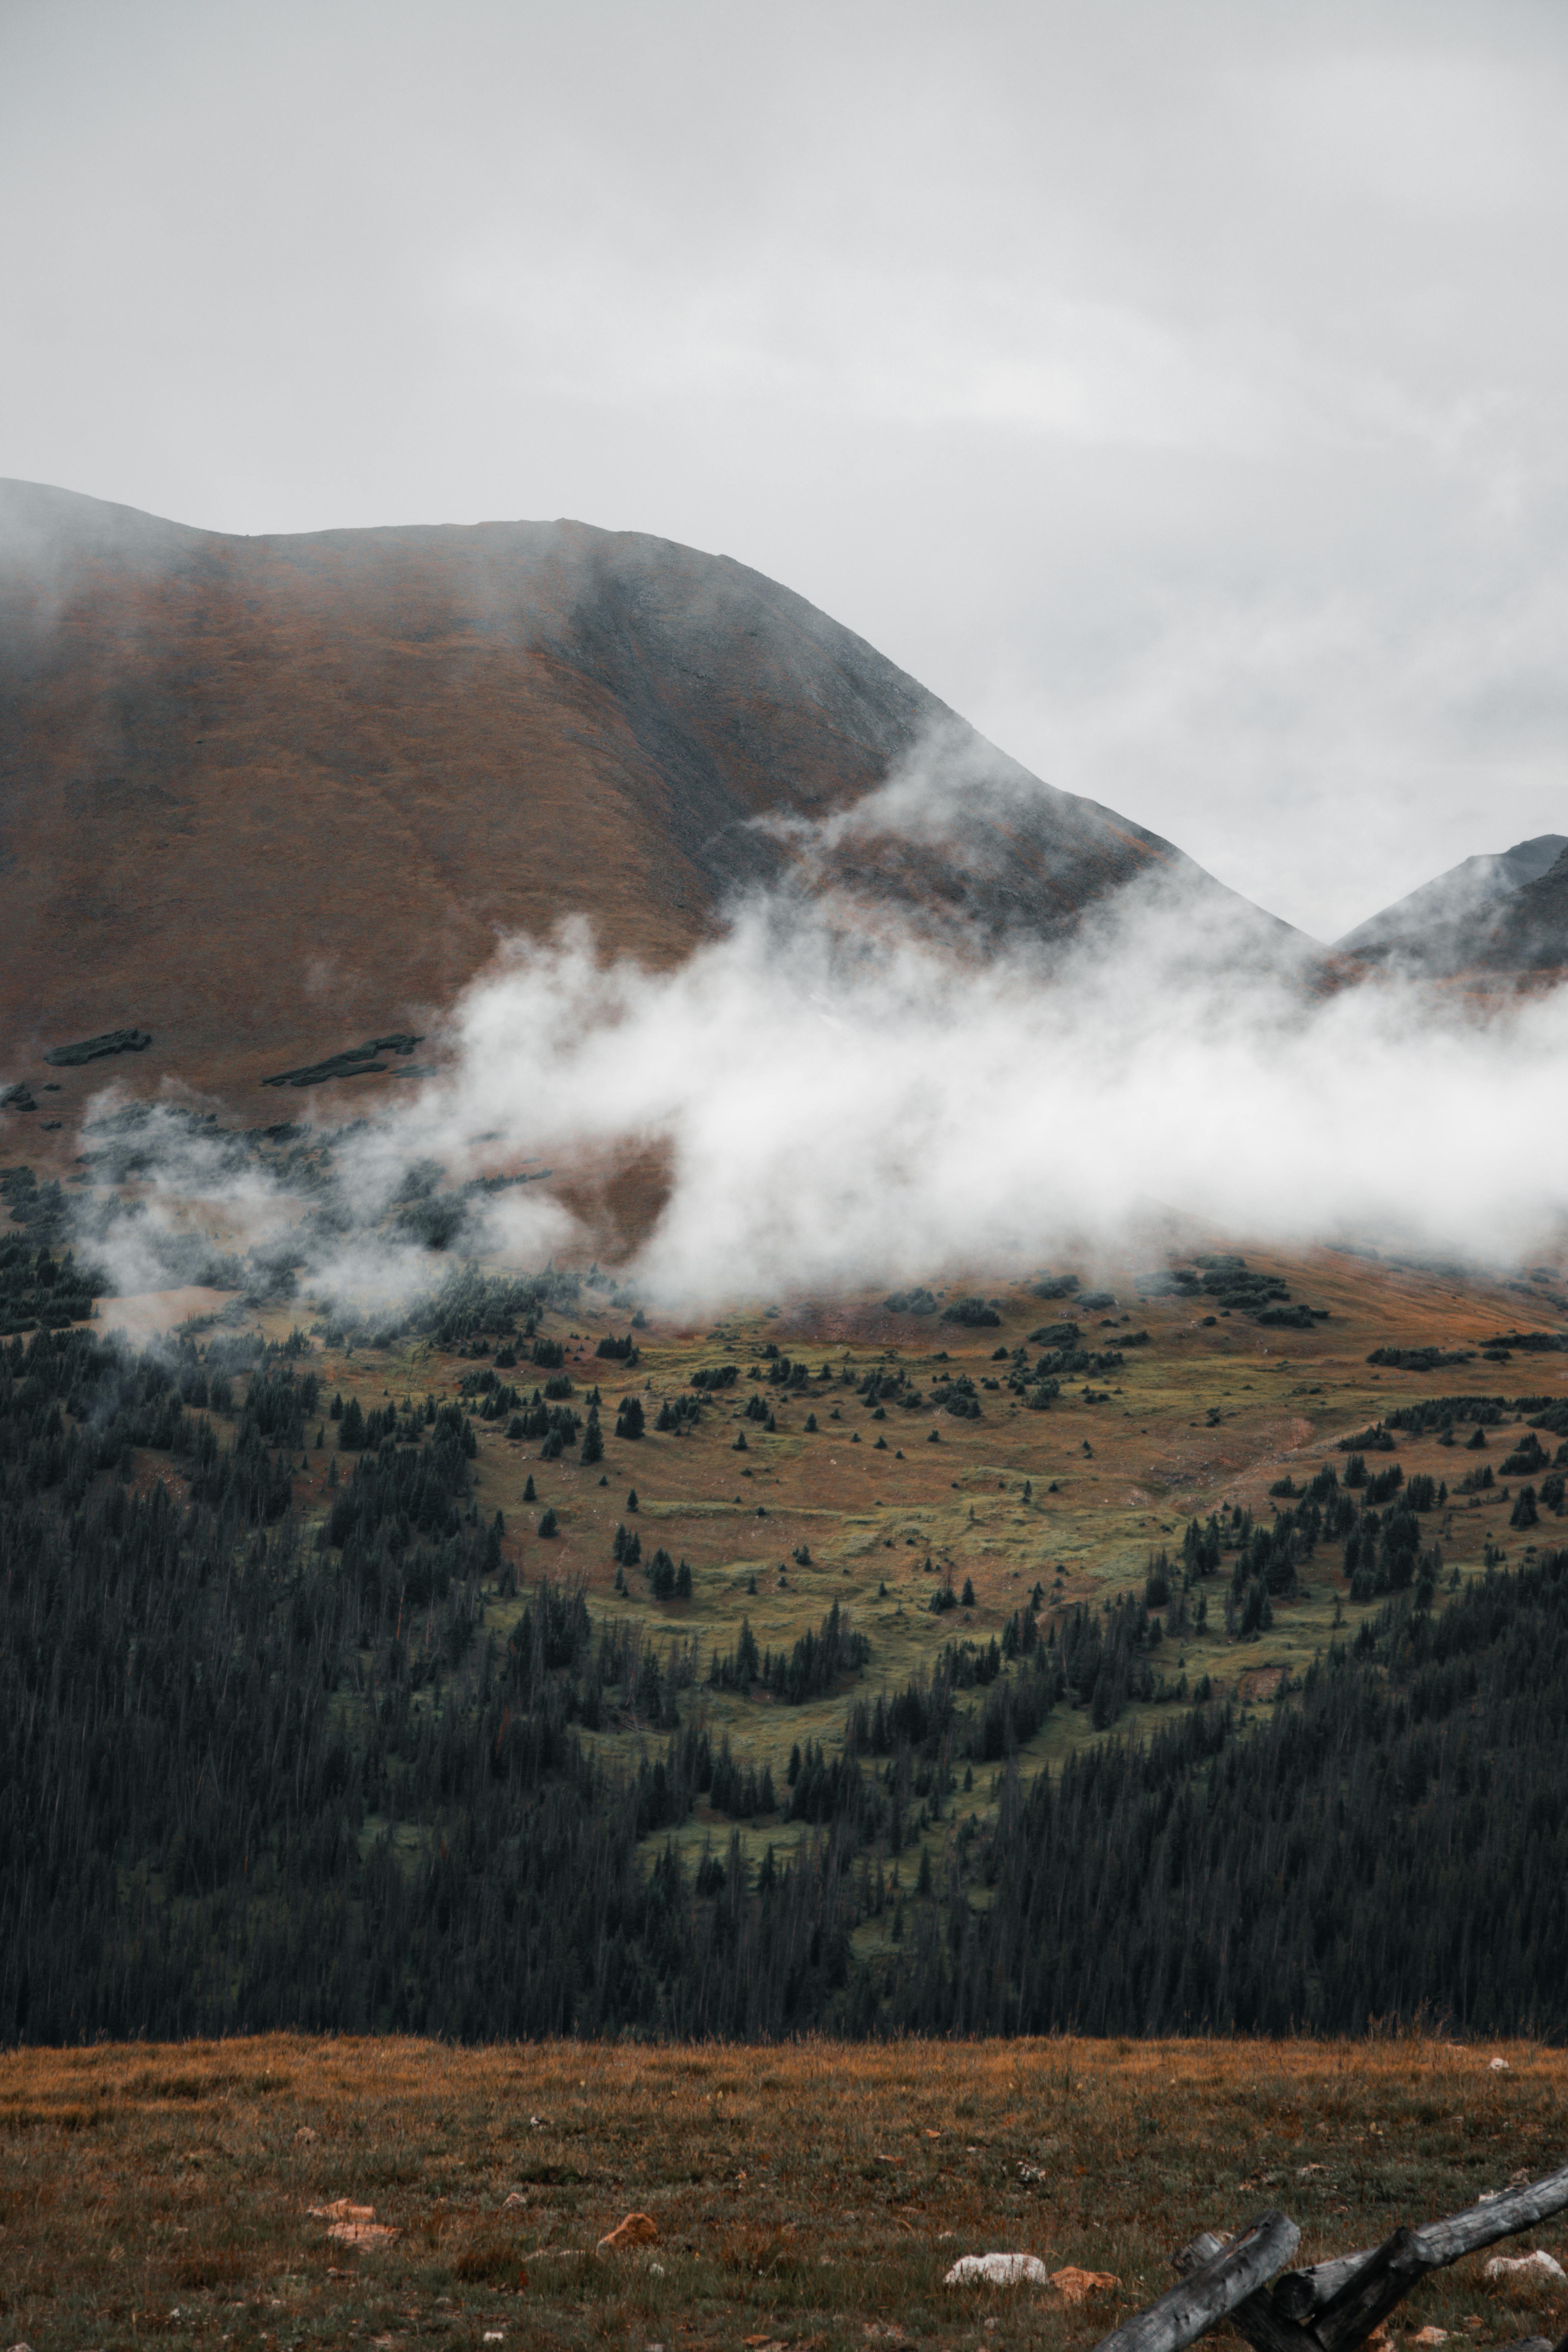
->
{"left": 1338, "top": 833, "right": 1568, "bottom": 972}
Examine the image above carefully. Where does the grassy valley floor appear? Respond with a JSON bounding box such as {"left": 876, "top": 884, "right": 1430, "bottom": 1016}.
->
{"left": 2, "top": 2036, "right": 1566, "bottom": 2352}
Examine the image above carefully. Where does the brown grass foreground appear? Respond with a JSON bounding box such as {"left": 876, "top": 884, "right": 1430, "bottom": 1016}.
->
{"left": 2, "top": 2038, "right": 1566, "bottom": 2352}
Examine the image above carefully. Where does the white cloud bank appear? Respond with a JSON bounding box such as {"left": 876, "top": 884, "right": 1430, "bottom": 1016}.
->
{"left": 401, "top": 894, "right": 1568, "bottom": 1302}
{"left": 88, "top": 850, "right": 1567, "bottom": 1318}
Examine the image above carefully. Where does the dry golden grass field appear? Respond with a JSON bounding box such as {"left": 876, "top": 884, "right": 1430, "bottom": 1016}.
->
{"left": 205, "top": 1231, "right": 1568, "bottom": 1887}
{"left": 3, "top": 2036, "right": 1566, "bottom": 2352}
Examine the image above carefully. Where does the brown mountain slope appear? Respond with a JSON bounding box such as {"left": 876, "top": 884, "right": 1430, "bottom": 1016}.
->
{"left": 1, "top": 480, "right": 1298, "bottom": 1114}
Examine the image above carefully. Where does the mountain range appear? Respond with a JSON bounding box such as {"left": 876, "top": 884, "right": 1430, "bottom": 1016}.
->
{"left": 0, "top": 478, "right": 1562, "bottom": 1132}
{"left": 0, "top": 479, "right": 1285, "bottom": 1116}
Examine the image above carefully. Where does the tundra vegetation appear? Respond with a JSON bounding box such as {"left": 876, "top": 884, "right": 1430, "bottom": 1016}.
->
{"left": 1, "top": 2036, "right": 1565, "bottom": 2352}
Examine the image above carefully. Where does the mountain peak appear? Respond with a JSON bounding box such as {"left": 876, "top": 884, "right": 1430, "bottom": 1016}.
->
{"left": 1337, "top": 832, "right": 1568, "bottom": 968}
{"left": 1, "top": 481, "right": 1306, "bottom": 1113}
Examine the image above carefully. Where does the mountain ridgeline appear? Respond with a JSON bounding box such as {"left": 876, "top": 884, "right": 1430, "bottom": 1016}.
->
{"left": 0, "top": 477, "right": 1282, "bottom": 1114}
{"left": 3, "top": 476, "right": 1565, "bottom": 1149}
{"left": 1339, "top": 833, "right": 1568, "bottom": 974}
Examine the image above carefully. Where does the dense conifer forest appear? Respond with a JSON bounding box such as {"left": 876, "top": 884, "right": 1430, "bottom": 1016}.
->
{"left": 2, "top": 1292, "right": 1566, "bottom": 2045}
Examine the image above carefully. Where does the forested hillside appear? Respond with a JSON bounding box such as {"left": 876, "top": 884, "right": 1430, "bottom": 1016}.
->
{"left": 4, "top": 1303, "right": 1567, "bottom": 2044}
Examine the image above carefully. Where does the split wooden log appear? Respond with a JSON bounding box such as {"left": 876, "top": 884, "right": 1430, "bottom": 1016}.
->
{"left": 1156, "top": 2162, "right": 1568, "bottom": 2352}
{"left": 1314, "top": 2163, "right": 1568, "bottom": 2352}
{"left": 1311, "top": 2227, "right": 1426, "bottom": 2352}
{"left": 1173, "top": 2230, "right": 1321, "bottom": 2352}
{"left": 1094, "top": 2161, "right": 1568, "bottom": 2352}
{"left": 1412, "top": 2166, "right": 1568, "bottom": 2266}
{"left": 1271, "top": 2254, "right": 1376, "bottom": 2323}
{"left": 1087, "top": 2211, "right": 1302, "bottom": 2352}
{"left": 1276, "top": 2164, "right": 1568, "bottom": 2327}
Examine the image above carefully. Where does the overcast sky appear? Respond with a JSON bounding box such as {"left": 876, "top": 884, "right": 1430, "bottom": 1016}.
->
{"left": 4, "top": 0, "right": 1565, "bottom": 939}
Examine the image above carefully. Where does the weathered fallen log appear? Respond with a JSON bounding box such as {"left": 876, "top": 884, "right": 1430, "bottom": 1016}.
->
{"left": 1087, "top": 2211, "right": 1301, "bottom": 2352}
{"left": 1275, "top": 2169, "right": 1568, "bottom": 2326}
{"left": 1173, "top": 2231, "right": 1321, "bottom": 2352}
{"left": 1101, "top": 2160, "right": 1568, "bottom": 2352}
{"left": 1411, "top": 2165, "right": 1568, "bottom": 2267}
{"left": 1271, "top": 2254, "right": 1375, "bottom": 2323}
{"left": 1312, "top": 2226, "right": 1429, "bottom": 2352}
{"left": 1314, "top": 2163, "right": 1568, "bottom": 2352}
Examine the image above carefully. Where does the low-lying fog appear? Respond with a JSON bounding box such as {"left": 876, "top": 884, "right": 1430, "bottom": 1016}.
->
{"left": 66, "top": 746, "right": 1568, "bottom": 1314}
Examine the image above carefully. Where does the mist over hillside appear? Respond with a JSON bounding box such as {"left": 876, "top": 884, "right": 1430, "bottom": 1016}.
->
{"left": 1339, "top": 833, "right": 1568, "bottom": 972}
{"left": 0, "top": 478, "right": 1297, "bottom": 1110}
{"left": 5, "top": 482, "right": 1568, "bottom": 1301}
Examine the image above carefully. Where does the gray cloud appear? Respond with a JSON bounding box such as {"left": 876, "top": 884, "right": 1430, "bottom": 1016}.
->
{"left": 2, "top": 0, "right": 1566, "bottom": 934}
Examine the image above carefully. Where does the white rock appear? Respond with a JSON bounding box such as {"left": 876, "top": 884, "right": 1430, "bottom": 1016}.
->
{"left": 1485, "top": 2252, "right": 1566, "bottom": 2283}
{"left": 945, "top": 2254, "right": 1050, "bottom": 2288}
